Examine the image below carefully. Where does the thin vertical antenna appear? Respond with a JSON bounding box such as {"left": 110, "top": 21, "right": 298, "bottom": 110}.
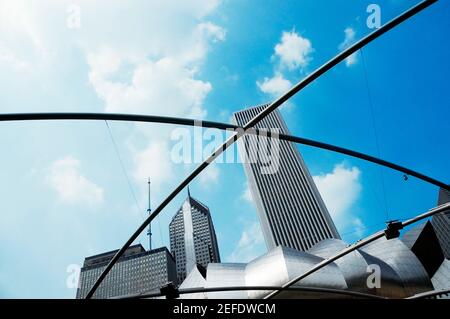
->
{"left": 147, "top": 177, "right": 152, "bottom": 251}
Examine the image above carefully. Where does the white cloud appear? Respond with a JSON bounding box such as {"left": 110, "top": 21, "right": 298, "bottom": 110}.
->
{"left": 199, "top": 164, "right": 220, "bottom": 185}
{"left": 345, "top": 52, "right": 358, "bottom": 67}
{"left": 88, "top": 55, "right": 212, "bottom": 118}
{"left": 0, "top": 0, "right": 226, "bottom": 298}
{"left": 313, "top": 162, "right": 366, "bottom": 239}
{"left": 257, "top": 73, "right": 292, "bottom": 97}
{"left": 339, "top": 27, "right": 358, "bottom": 67}
{"left": 0, "top": 41, "right": 29, "bottom": 70}
{"left": 340, "top": 27, "right": 356, "bottom": 48}
{"left": 351, "top": 217, "right": 366, "bottom": 238}
{"left": 0, "top": 0, "right": 223, "bottom": 63}
{"left": 0, "top": 0, "right": 226, "bottom": 205}
{"left": 274, "top": 30, "right": 313, "bottom": 70}
{"left": 313, "top": 163, "right": 362, "bottom": 220}
{"left": 227, "top": 222, "right": 266, "bottom": 262}
{"left": 132, "top": 142, "right": 173, "bottom": 192}
{"left": 78, "top": 0, "right": 226, "bottom": 196}
{"left": 257, "top": 30, "right": 312, "bottom": 102}
{"left": 84, "top": 15, "right": 224, "bottom": 118}
{"left": 47, "top": 156, "right": 103, "bottom": 205}
{"left": 241, "top": 182, "right": 253, "bottom": 203}
{"left": 196, "top": 21, "right": 226, "bottom": 42}
{"left": 0, "top": 1, "right": 48, "bottom": 63}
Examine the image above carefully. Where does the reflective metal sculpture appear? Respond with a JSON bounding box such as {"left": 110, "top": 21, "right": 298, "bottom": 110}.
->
{"left": 173, "top": 229, "right": 444, "bottom": 299}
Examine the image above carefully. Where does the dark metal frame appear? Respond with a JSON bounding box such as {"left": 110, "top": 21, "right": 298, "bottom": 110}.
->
{"left": 0, "top": 0, "right": 444, "bottom": 299}
{"left": 1, "top": 112, "right": 448, "bottom": 191}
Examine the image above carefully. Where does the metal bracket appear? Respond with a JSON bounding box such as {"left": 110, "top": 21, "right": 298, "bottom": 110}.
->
{"left": 384, "top": 220, "right": 404, "bottom": 239}
{"left": 160, "top": 282, "right": 179, "bottom": 299}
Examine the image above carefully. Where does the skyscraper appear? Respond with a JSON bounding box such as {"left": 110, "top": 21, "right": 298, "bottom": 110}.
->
{"left": 432, "top": 188, "right": 450, "bottom": 258}
{"left": 169, "top": 189, "right": 221, "bottom": 283}
{"left": 76, "top": 244, "right": 177, "bottom": 299}
{"left": 232, "top": 104, "right": 340, "bottom": 252}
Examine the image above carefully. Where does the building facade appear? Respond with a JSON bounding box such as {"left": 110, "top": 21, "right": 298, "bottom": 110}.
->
{"left": 169, "top": 190, "right": 220, "bottom": 283}
{"left": 76, "top": 244, "right": 177, "bottom": 299}
{"left": 432, "top": 188, "right": 450, "bottom": 258}
{"left": 232, "top": 104, "right": 340, "bottom": 252}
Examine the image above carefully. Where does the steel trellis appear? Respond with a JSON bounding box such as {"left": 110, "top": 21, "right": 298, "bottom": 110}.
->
{"left": 82, "top": 0, "right": 439, "bottom": 298}
{"left": 0, "top": 0, "right": 437, "bottom": 299}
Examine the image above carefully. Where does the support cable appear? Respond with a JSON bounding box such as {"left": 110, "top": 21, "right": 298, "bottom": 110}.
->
{"left": 104, "top": 121, "right": 144, "bottom": 220}
{"left": 360, "top": 48, "right": 390, "bottom": 221}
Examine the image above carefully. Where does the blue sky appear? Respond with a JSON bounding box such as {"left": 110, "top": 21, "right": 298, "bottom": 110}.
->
{"left": 0, "top": 0, "right": 448, "bottom": 298}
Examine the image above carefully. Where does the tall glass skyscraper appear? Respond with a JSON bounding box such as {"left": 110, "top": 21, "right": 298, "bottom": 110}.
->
{"left": 232, "top": 104, "right": 340, "bottom": 252}
{"left": 169, "top": 190, "right": 220, "bottom": 283}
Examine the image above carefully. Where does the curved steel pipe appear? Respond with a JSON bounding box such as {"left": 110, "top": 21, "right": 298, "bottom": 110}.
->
{"left": 278, "top": 133, "right": 449, "bottom": 191}
{"left": 407, "top": 288, "right": 450, "bottom": 299}
{"left": 0, "top": 112, "right": 236, "bottom": 131}
{"left": 118, "top": 285, "right": 387, "bottom": 300}
{"left": 0, "top": 112, "right": 448, "bottom": 192}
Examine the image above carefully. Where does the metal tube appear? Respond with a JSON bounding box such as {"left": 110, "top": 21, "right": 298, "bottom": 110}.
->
{"left": 0, "top": 112, "right": 236, "bottom": 131}
{"left": 277, "top": 133, "right": 449, "bottom": 191}
{"left": 116, "top": 285, "right": 387, "bottom": 300}
{"left": 0, "top": 112, "right": 448, "bottom": 192}
{"left": 406, "top": 288, "right": 450, "bottom": 299}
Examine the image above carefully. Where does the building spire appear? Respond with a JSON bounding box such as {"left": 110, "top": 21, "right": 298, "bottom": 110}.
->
{"left": 187, "top": 185, "right": 191, "bottom": 199}
{"left": 147, "top": 177, "right": 152, "bottom": 251}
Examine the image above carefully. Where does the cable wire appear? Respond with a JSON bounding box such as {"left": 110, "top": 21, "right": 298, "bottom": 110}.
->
{"left": 360, "top": 48, "right": 390, "bottom": 221}
{"left": 105, "top": 121, "right": 165, "bottom": 249}
{"left": 104, "top": 120, "right": 145, "bottom": 221}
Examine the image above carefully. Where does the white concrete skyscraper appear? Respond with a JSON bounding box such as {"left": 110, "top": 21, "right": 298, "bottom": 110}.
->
{"left": 233, "top": 104, "right": 340, "bottom": 251}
